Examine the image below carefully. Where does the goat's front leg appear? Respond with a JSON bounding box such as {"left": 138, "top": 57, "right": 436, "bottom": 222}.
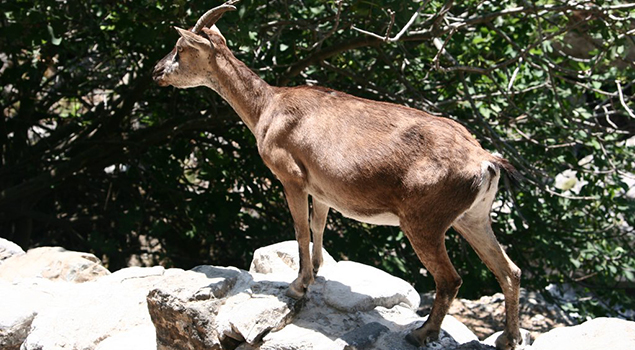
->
{"left": 310, "top": 198, "right": 329, "bottom": 276}
{"left": 284, "top": 186, "right": 314, "bottom": 299}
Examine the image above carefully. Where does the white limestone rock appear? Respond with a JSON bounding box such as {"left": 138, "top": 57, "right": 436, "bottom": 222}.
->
{"left": 0, "top": 238, "right": 24, "bottom": 265}
{"left": 260, "top": 324, "right": 344, "bottom": 350}
{"left": 0, "top": 246, "right": 110, "bottom": 283}
{"left": 21, "top": 266, "right": 167, "bottom": 350}
{"left": 94, "top": 325, "right": 156, "bottom": 350}
{"left": 147, "top": 265, "right": 300, "bottom": 350}
{"left": 0, "top": 278, "right": 69, "bottom": 350}
{"left": 0, "top": 282, "right": 37, "bottom": 350}
{"left": 531, "top": 317, "right": 635, "bottom": 350}
{"left": 482, "top": 329, "right": 531, "bottom": 349}
{"left": 322, "top": 261, "right": 420, "bottom": 312}
{"left": 0, "top": 241, "right": 511, "bottom": 350}
{"left": 249, "top": 240, "right": 336, "bottom": 276}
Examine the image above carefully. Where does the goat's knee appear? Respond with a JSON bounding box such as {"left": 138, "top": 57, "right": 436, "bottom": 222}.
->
{"left": 451, "top": 275, "right": 463, "bottom": 291}
{"left": 501, "top": 264, "right": 521, "bottom": 293}
{"left": 438, "top": 275, "right": 462, "bottom": 298}
{"left": 511, "top": 266, "right": 521, "bottom": 285}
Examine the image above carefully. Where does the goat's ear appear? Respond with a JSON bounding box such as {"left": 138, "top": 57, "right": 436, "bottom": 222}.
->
{"left": 174, "top": 26, "right": 210, "bottom": 48}
{"left": 202, "top": 25, "right": 227, "bottom": 45}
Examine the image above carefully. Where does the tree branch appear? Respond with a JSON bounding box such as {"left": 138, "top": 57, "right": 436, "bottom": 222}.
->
{"left": 616, "top": 80, "right": 635, "bottom": 120}
{"left": 352, "top": 0, "right": 430, "bottom": 43}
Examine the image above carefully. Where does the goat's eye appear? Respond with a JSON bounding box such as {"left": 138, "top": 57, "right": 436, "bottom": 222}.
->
{"left": 177, "top": 46, "right": 184, "bottom": 53}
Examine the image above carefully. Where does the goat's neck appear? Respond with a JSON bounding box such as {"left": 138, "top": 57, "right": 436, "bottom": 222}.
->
{"left": 206, "top": 48, "right": 273, "bottom": 133}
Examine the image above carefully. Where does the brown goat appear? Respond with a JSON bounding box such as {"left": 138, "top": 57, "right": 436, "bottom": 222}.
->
{"left": 152, "top": 2, "right": 522, "bottom": 349}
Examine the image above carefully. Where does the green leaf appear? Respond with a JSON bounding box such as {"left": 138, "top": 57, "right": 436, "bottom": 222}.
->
{"left": 472, "top": 36, "right": 486, "bottom": 45}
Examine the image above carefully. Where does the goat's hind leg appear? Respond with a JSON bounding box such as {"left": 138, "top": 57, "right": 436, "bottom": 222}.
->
{"left": 402, "top": 221, "right": 463, "bottom": 347}
{"left": 453, "top": 209, "right": 522, "bottom": 350}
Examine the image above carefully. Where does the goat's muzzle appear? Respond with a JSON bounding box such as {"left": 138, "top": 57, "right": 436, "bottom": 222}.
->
{"left": 152, "top": 66, "right": 169, "bottom": 87}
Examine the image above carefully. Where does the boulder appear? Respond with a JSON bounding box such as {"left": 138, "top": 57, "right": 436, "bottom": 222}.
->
{"left": 322, "top": 260, "right": 420, "bottom": 312}
{"left": 20, "top": 266, "right": 166, "bottom": 350}
{"left": 148, "top": 241, "right": 480, "bottom": 350}
{"left": 531, "top": 317, "right": 635, "bottom": 350}
{"left": 0, "top": 238, "right": 24, "bottom": 265}
{"left": 337, "top": 322, "right": 390, "bottom": 350}
{"left": 0, "top": 304, "right": 34, "bottom": 350}
{"left": 249, "top": 240, "right": 336, "bottom": 276}
{"left": 362, "top": 311, "right": 481, "bottom": 350}
{"left": 0, "top": 281, "right": 42, "bottom": 350}
{"left": 482, "top": 329, "right": 531, "bottom": 349}
{"left": 94, "top": 325, "right": 157, "bottom": 350}
{"left": 0, "top": 242, "right": 111, "bottom": 350}
{"left": 259, "top": 323, "right": 344, "bottom": 350}
{"left": 0, "top": 246, "right": 110, "bottom": 283}
{"left": 9, "top": 238, "right": 614, "bottom": 350}
{"left": 147, "top": 265, "right": 300, "bottom": 350}
{"left": 425, "top": 288, "right": 574, "bottom": 341}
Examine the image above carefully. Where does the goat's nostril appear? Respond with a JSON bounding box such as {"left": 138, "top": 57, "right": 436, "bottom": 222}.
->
{"left": 152, "top": 67, "right": 165, "bottom": 80}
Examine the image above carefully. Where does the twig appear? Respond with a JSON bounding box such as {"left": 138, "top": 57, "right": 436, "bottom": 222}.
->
{"left": 352, "top": 1, "right": 430, "bottom": 43}
{"left": 281, "top": 35, "right": 385, "bottom": 85}
{"left": 507, "top": 59, "right": 522, "bottom": 92}
{"left": 434, "top": 14, "right": 588, "bottom": 75}
{"left": 319, "top": 60, "right": 397, "bottom": 102}
{"left": 436, "top": 82, "right": 549, "bottom": 106}
{"left": 602, "top": 105, "right": 620, "bottom": 130}
{"left": 513, "top": 125, "right": 541, "bottom": 145}
{"left": 391, "top": 1, "right": 430, "bottom": 42}
{"left": 616, "top": 80, "right": 635, "bottom": 119}
{"left": 384, "top": 9, "right": 396, "bottom": 40}
{"left": 545, "top": 141, "right": 579, "bottom": 149}
{"left": 307, "top": 0, "right": 344, "bottom": 51}
{"left": 457, "top": 70, "right": 537, "bottom": 177}
{"left": 431, "top": 26, "right": 458, "bottom": 70}
{"left": 375, "top": 48, "right": 437, "bottom": 110}
{"left": 350, "top": 26, "right": 388, "bottom": 41}
{"left": 542, "top": 185, "right": 600, "bottom": 200}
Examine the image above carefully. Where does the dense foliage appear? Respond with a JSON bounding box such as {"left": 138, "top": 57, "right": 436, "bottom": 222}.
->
{"left": 2, "top": 0, "right": 634, "bottom": 320}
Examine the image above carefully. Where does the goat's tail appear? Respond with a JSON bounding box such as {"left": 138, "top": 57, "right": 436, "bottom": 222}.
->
{"left": 491, "top": 156, "right": 524, "bottom": 189}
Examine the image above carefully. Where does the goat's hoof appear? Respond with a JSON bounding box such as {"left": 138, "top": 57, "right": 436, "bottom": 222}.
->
{"left": 495, "top": 330, "right": 522, "bottom": 350}
{"left": 405, "top": 332, "right": 422, "bottom": 347}
{"left": 312, "top": 267, "right": 320, "bottom": 278}
{"left": 312, "top": 258, "right": 322, "bottom": 276}
{"left": 285, "top": 282, "right": 306, "bottom": 300}
{"left": 405, "top": 328, "right": 439, "bottom": 347}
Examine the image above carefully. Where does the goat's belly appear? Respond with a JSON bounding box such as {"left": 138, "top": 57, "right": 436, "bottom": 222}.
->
{"left": 340, "top": 210, "right": 400, "bottom": 226}
{"left": 307, "top": 184, "right": 401, "bottom": 226}
{"left": 320, "top": 199, "right": 400, "bottom": 226}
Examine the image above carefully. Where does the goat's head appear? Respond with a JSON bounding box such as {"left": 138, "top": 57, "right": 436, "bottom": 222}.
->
{"left": 152, "top": 0, "right": 238, "bottom": 89}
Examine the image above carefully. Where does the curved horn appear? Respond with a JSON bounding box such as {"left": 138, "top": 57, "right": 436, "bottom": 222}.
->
{"left": 191, "top": 0, "right": 239, "bottom": 34}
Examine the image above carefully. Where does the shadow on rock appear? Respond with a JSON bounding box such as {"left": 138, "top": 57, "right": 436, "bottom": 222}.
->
{"left": 147, "top": 242, "right": 482, "bottom": 350}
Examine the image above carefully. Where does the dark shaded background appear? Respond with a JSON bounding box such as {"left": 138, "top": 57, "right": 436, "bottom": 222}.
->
{"left": 1, "top": 0, "right": 634, "bottom": 320}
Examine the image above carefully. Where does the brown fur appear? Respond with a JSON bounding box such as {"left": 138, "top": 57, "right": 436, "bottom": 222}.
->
{"left": 153, "top": 11, "right": 522, "bottom": 350}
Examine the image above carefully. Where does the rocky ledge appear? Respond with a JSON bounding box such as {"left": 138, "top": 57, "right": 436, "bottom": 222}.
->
{"left": 1, "top": 237, "right": 634, "bottom": 350}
